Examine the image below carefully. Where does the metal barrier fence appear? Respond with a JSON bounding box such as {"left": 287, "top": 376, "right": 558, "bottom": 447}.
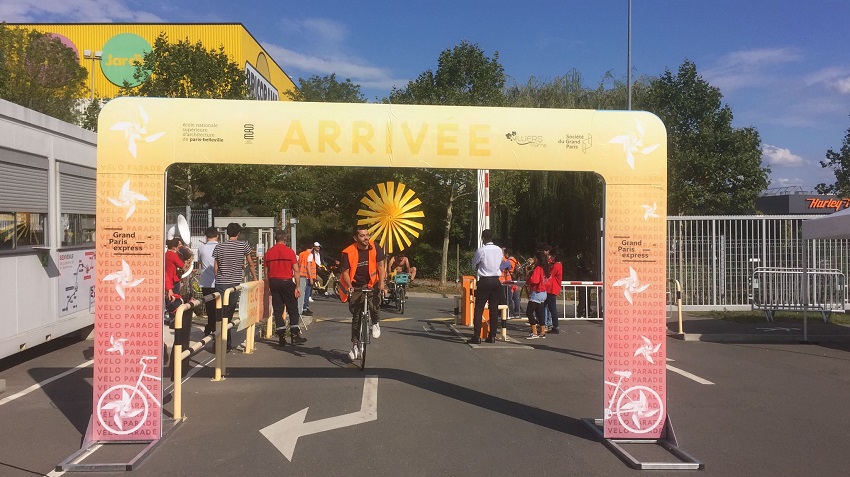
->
{"left": 750, "top": 267, "right": 846, "bottom": 322}
{"left": 561, "top": 281, "right": 603, "bottom": 320}
{"left": 667, "top": 216, "right": 850, "bottom": 310}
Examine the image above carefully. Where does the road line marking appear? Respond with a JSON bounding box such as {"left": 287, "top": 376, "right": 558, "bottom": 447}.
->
{"left": 0, "top": 360, "right": 93, "bottom": 407}
{"left": 261, "top": 376, "right": 378, "bottom": 461}
{"left": 666, "top": 364, "right": 714, "bottom": 385}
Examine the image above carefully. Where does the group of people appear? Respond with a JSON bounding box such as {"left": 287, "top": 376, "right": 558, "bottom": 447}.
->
{"left": 165, "top": 220, "right": 413, "bottom": 366}
{"left": 167, "top": 222, "right": 576, "bottom": 362}
{"left": 264, "top": 224, "right": 390, "bottom": 361}
{"left": 470, "top": 229, "right": 565, "bottom": 344}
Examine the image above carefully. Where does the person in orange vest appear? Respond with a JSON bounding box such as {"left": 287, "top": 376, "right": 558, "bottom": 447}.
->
{"left": 298, "top": 241, "right": 322, "bottom": 316}
{"left": 499, "top": 247, "right": 520, "bottom": 316}
{"left": 338, "top": 224, "right": 387, "bottom": 361}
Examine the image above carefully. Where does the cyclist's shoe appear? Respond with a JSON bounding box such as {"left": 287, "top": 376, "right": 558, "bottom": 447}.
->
{"left": 348, "top": 342, "right": 361, "bottom": 361}
{"left": 372, "top": 322, "right": 381, "bottom": 338}
{"left": 291, "top": 334, "right": 307, "bottom": 345}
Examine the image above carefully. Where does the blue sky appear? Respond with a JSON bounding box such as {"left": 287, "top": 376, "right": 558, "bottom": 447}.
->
{"left": 3, "top": 0, "right": 849, "bottom": 191}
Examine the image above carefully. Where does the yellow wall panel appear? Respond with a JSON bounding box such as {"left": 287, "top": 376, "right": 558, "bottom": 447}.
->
{"left": 10, "top": 23, "right": 296, "bottom": 100}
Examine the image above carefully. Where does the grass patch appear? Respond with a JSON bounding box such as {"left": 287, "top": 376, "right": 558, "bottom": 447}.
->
{"left": 407, "top": 278, "right": 462, "bottom": 296}
{"left": 690, "top": 309, "right": 850, "bottom": 326}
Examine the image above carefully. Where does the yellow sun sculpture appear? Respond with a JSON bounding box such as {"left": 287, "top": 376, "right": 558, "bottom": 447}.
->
{"left": 356, "top": 182, "right": 425, "bottom": 254}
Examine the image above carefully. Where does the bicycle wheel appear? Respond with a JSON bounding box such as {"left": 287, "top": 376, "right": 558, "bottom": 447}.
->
{"left": 96, "top": 384, "right": 149, "bottom": 435}
{"left": 615, "top": 385, "right": 664, "bottom": 434}
{"left": 359, "top": 310, "right": 370, "bottom": 370}
{"left": 397, "top": 287, "right": 405, "bottom": 314}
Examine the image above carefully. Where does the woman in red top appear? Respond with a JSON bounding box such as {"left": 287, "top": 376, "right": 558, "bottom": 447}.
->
{"left": 164, "top": 238, "right": 189, "bottom": 381}
{"left": 164, "top": 238, "right": 185, "bottom": 299}
{"left": 525, "top": 250, "right": 550, "bottom": 339}
{"left": 545, "top": 248, "right": 563, "bottom": 333}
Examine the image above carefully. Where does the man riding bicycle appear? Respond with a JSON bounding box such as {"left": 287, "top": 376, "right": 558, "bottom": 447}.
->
{"left": 339, "top": 224, "right": 387, "bottom": 361}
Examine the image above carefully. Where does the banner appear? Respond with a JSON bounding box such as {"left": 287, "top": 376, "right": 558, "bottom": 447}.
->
{"left": 93, "top": 98, "right": 667, "bottom": 441}
{"left": 237, "top": 280, "right": 265, "bottom": 331}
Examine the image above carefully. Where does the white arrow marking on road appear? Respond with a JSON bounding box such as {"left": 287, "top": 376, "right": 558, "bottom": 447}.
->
{"left": 261, "top": 375, "right": 378, "bottom": 461}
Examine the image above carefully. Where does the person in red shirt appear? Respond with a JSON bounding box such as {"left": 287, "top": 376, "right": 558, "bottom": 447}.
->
{"left": 164, "top": 238, "right": 189, "bottom": 380}
{"left": 544, "top": 247, "right": 564, "bottom": 333}
{"left": 525, "top": 250, "right": 550, "bottom": 339}
{"left": 164, "top": 238, "right": 184, "bottom": 301}
{"left": 264, "top": 230, "right": 305, "bottom": 346}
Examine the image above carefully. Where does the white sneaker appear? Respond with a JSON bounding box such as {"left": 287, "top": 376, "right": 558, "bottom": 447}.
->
{"left": 371, "top": 323, "right": 381, "bottom": 338}
{"left": 309, "top": 297, "right": 315, "bottom": 303}
{"left": 525, "top": 334, "right": 539, "bottom": 340}
{"left": 348, "top": 343, "right": 360, "bottom": 360}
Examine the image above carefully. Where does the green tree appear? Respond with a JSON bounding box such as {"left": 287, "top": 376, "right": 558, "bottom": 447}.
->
{"left": 816, "top": 119, "right": 850, "bottom": 195}
{"left": 284, "top": 73, "right": 366, "bottom": 102}
{"left": 79, "top": 96, "right": 102, "bottom": 132}
{"left": 389, "top": 40, "right": 505, "bottom": 107}
{"left": 388, "top": 40, "right": 506, "bottom": 285}
{"left": 640, "top": 60, "right": 769, "bottom": 215}
{"left": 120, "top": 33, "right": 248, "bottom": 99}
{"left": 0, "top": 24, "right": 87, "bottom": 123}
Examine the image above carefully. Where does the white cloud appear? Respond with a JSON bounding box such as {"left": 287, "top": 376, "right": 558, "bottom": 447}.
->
{"left": 703, "top": 47, "right": 801, "bottom": 92}
{"left": 262, "top": 42, "right": 408, "bottom": 95}
{"left": 805, "top": 67, "right": 850, "bottom": 95}
{"left": 762, "top": 144, "right": 804, "bottom": 166}
{"left": 769, "top": 177, "right": 807, "bottom": 188}
{"left": 0, "top": 0, "right": 163, "bottom": 22}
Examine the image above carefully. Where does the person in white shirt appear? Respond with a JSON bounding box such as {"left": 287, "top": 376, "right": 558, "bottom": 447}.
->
{"left": 470, "top": 229, "right": 504, "bottom": 344}
{"left": 197, "top": 227, "right": 219, "bottom": 336}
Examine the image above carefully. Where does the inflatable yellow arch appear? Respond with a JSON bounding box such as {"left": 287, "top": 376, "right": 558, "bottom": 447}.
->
{"left": 93, "top": 98, "right": 668, "bottom": 441}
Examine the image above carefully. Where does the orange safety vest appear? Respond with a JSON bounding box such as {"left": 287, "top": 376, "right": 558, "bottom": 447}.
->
{"left": 500, "top": 256, "right": 518, "bottom": 283}
{"left": 298, "top": 249, "right": 318, "bottom": 280}
{"left": 338, "top": 241, "right": 378, "bottom": 302}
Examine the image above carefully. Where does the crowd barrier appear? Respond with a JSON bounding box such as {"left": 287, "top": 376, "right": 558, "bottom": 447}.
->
{"left": 169, "top": 281, "right": 267, "bottom": 421}
{"left": 750, "top": 267, "right": 847, "bottom": 322}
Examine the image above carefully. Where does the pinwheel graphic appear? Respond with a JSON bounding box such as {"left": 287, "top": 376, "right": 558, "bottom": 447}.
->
{"left": 100, "top": 388, "right": 146, "bottom": 431}
{"left": 109, "top": 105, "right": 165, "bottom": 158}
{"left": 634, "top": 336, "right": 662, "bottom": 363}
{"left": 106, "top": 335, "right": 129, "bottom": 355}
{"left": 102, "top": 260, "right": 145, "bottom": 300}
{"left": 608, "top": 120, "right": 660, "bottom": 170}
{"left": 612, "top": 266, "right": 650, "bottom": 305}
{"left": 640, "top": 202, "right": 659, "bottom": 221}
{"left": 356, "top": 182, "right": 425, "bottom": 254}
{"left": 108, "top": 180, "right": 149, "bottom": 219}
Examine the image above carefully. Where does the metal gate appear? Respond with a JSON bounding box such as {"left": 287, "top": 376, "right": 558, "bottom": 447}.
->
{"left": 666, "top": 216, "right": 850, "bottom": 310}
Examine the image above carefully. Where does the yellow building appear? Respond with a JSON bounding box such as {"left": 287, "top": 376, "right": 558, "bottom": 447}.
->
{"left": 10, "top": 23, "right": 296, "bottom": 100}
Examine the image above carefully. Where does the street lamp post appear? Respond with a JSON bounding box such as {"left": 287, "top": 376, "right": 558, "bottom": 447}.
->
{"left": 82, "top": 49, "right": 102, "bottom": 100}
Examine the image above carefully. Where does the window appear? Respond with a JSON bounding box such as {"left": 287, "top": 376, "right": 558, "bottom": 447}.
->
{"left": 0, "top": 212, "right": 46, "bottom": 250}
{"left": 61, "top": 213, "right": 96, "bottom": 246}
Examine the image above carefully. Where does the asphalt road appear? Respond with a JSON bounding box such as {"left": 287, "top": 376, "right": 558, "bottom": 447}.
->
{"left": 2, "top": 293, "right": 850, "bottom": 476}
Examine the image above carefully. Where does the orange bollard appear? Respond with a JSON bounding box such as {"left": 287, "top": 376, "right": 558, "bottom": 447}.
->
{"left": 461, "top": 276, "right": 476, "bottom": 326}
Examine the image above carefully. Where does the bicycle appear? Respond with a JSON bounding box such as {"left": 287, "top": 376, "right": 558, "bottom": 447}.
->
{"left": 603, "top": 370, "right": 663, "bottom": 434}
{"left": 352, "top": 288, "right": 374, "bottom": 371}
{"left": 96, "top": 356, "right": 161, "bottom": 435}
{"left": 390, "top": 272, "right": 409, "bottom": 314}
